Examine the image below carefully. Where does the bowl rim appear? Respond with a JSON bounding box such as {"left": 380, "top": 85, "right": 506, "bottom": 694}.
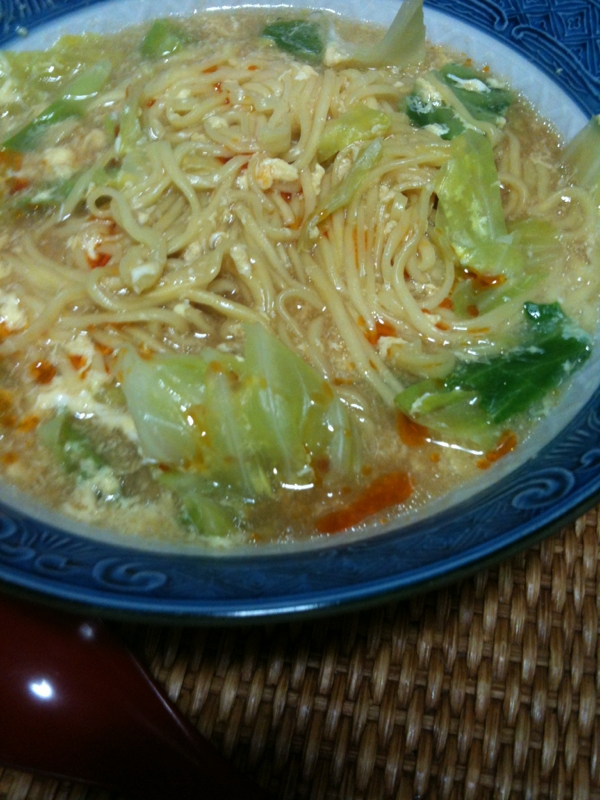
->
{"left": 0, "top": 0, "right": 599, "bottom": 620}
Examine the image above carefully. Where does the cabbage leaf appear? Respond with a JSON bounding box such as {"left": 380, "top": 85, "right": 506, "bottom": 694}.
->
{"left": 318, "top": 105, "right": 391, "bottom": 162}
{"left": 395, "top": 302, "right": 591, "bottom": 447}
{"left": 3, "top": 61, "right": 112, "bottom": 152}
{"left": 120, "top": 324, "right": 363, "bottom": 514}
{"left": 435, "top": 130, "right": 523, "bottom": 277}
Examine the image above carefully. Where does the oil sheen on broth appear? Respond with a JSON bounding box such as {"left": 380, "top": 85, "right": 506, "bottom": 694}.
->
{"left": 0, "top": 5, "right": 596, "bottom": 548}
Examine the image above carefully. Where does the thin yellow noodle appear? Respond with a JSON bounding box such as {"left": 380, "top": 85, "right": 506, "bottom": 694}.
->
{"left": 307, "top": 263, "right": 403, "bottom": 403}
{"left": 419, "top": 257, "right": 455, "bottom": 311}
{"left": 59, "top": 307, "right": 190, "bottom": 332}
{"left": 498, "top": 171, "right": 529, "bottom": 217}
{"left": 535, "top": 161, "right": 550, "bottom": 202}
{"left": 153, "top": 195, "right": 188, "bottom": 235}
{"left": 158, "top": 141, "right": 202, "bottom": 253}
{"left": 305, "top": 314, "right": 332, "bottom": 377}
{"left": 294, "top": 69, "right": 336, "bottom": 171}
{"left": 121, "top": 325, "right": 171, "bottom": 354}
{"left": 21, "top": 236, "right": 87, "bottom": 285}
{"left": 185, "top": 289, "right": 266, "bottom": 324}
{"left": 0, "top": 287, "right": 87, "bottom": 354}
{"left": 506, "top": 130, "right": 522, "bottom": 177}
{"left": 342, "top": 208, "right": 375, "bottom": 325}
{"left": 235, "top": 205, "right": 294, "bottom": 288}
{"left": 288, "top": 74, "right": 321, "bottom": 162}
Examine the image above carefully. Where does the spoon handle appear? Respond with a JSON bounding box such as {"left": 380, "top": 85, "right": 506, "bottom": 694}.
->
{"left": 0, "top": 594, "right": 268, "bottom": 799}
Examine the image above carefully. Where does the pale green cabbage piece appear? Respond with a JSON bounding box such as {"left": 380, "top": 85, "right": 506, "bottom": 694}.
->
{"left": 435, "top": 130, "right": 523, "bottom": 277}
{"left": 120, "top": 324, "right": 363, "bottom": 504}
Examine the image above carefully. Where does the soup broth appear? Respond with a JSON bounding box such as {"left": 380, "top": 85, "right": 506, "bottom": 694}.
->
{"left": 0, "top": 6, "right": 596, "bottom": 547}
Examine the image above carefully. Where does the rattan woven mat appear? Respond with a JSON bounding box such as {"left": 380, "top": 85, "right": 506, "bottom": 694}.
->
{"left": 2, "top": 508, "right": 600, "bottom": 800}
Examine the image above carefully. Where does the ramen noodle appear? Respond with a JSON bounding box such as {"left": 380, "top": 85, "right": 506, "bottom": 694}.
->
{"left": 0, "top": 2, "right": 597, "bottom": 546}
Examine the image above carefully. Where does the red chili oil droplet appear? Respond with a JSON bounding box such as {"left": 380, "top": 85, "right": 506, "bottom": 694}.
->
{"left": 364, "top": 319, "right": 397, "bottom": 345}
{"left": 477, "top": 431, "right": 518, "bottom": 469}
{"left": 332, "top": 377, "right": 352, "bottom": 386}
{"left": 487, "top": 431, "right": 518, "bottom": 463}
{"left": 464, "top": 268, "right": 506, "bottom": 290}
{"left": 87, "top": 251, "right": 111, "bottom": 269}
{"left": 0, "top": 390, "right": 12, "bottom": 416}
{"left": 30, "top": 360, "right": 56, "bottom": 385}
{"left": 313, "top": 456, "right": 330, "bottom": 477}
{"left": 69, "top": 354, "right": 87, "bottom": 371}
{"left": 138, "top": 346, "right": 154, "bottom": 361}
{"left": 315, "top": 471, "right": 413, "bottom": 534}
{"left": 397, "top": 412, "right": 430, "bottom": 447}
{"left": 439, "top": 297, "right": 454, "bottom": 310}
{"left": 94, "top": 342, "right": 114, "bottom": 357}
{"left": 8, "top": 176, "right": 30, "bottom": 195}
{"left": 0, "top": 149, "right": 22, "bottom": 171}
{"left": 17, "top": 414, "right": 39, "bottom": 433}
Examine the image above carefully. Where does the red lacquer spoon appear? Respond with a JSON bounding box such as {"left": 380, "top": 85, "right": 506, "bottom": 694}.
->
{"left": 0, "top": 593, "right": 267, "bottom": 799}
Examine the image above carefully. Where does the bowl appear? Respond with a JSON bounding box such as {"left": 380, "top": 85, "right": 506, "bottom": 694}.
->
{"left": 0, "top": 0, "right": 598, "bottom": 621}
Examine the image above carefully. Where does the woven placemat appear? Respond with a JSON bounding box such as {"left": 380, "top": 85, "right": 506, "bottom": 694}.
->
{"left": 2, "top": 508, "right": 599, "bottom": 800}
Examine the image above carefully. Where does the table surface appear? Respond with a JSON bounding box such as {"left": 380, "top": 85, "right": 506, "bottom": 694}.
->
{"left": 1, "top": 507, "right": 599, "bottom": 800}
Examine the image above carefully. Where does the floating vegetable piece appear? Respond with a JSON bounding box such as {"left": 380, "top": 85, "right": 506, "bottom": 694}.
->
{"left": 348, "top": 0, "right": 425, "bottom": 69}
{"left": 38, "top": 412, "right": 105, "bottom": 478}
{"left": 158, "top": 472, "right": 243, "bottom": 537}
{"left": 403, "top": 63, "right": 513, "bottom": 141}
{"left": 120, "top": 324, "right": 363, "bottom": 504}
{"left": 437, "top": 63, "right": 513, "bottom": 122}
{"left": 446, "top": 303, "right": 590, "bottom": 424}
{"left": 395, "top": 302, "right": 591, "bottom": 448}
{"left": 302, "top": 138, "right": 383, "bottom": 245}
{"left": 11, "top": 159, "right": 117, "bottom": 212}
{"left": 116, "top": 92, "right": 145, "bottom": 155}
{"left": 262, "top": 19, "right": 325, "bottom": 63}
{"left": 12, "top": 174, "right": 79, "bottom": 210}
{"left": 404, "top": 95, "right": 465, "bottom": 140}
{"left": 451, "top": 219, "right": 560, "bottom": 318}
{"left": 395, "top": 380, "right": 497, "bottom": 449}
{"left": 3, "top": 61, "right": 112, "bottom": 152}
{"left": 435, "top": 129, "right": 523, "bottom": 276}
{"left": 140, "top": 19, "right": 193, "bottom": 59}
{"left": 451, "top": 272, "right": 536, "bottom": 319}
{"left": 564, "top": 114, "right": 600, "bottom": 206}
{"left": 0, "top": 33, "right": 111, "bottom": 109}
{"left": 120, "top": 352, "right": 210, "bottom": 466}
{"left": 318, "top": 105, "right": 391, "bottom": 162}
{"left": 509, "top": 218, "right": 563, "bottom": 269}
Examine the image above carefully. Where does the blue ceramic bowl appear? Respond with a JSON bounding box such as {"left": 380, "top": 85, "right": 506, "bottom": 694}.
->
{"left": 0, "top": 0, "right": 598, "bottom": 621}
